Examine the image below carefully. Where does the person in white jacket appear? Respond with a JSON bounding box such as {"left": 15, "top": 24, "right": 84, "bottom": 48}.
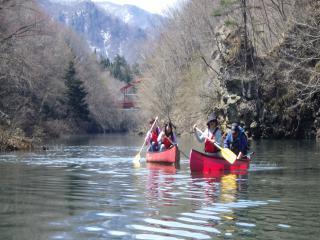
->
{"left": 193, "top": 112, "right": 222, "bottom": 153}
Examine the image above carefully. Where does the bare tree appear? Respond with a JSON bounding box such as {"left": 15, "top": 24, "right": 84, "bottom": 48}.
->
{"left": 0, "top": 0, "right": 129, "bottom": 138}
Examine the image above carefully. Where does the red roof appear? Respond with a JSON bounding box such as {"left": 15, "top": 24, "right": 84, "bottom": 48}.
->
{"left": 120, "top": 79, "right": 141, "bottom": 92}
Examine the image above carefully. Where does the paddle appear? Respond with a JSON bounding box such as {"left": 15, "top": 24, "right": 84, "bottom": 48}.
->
{"left": 133, "top": 116, "right": 158, "bottom": 165}
{"left": 195, "top": 127, "right": 237, "bottom": 164}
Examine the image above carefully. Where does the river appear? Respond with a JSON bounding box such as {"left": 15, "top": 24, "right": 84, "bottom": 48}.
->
{"left": 0, "top": 134, "right": 319, "bottom": 240}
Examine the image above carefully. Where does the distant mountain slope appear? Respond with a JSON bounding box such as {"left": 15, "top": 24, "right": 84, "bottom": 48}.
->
{"left": 39, "top": 0, "right": 165, "bottom": 63}
{"left": 95, "top": 1, "right": 163, "bottom": 29}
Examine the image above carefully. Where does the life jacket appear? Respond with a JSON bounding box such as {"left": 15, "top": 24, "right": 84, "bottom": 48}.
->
{"left": 204, "top": 128, "right": 219, "bottom": 153}
{"left": 162, "top": 136, "right": 172, "bottom": 149}
{"left": 150, "top": 128, "right": 159, "bottom": 146}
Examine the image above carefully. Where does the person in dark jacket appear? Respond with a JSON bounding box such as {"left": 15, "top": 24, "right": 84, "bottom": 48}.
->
{"left": 224, "top": 123, "right": 248, "bottom": 159}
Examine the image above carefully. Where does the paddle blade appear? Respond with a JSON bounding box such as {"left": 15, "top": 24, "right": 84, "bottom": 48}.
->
{"left": 133, "top": 160, "right": 141, "bottom": 168}
{"left": 133, "top": 152, "right": 141, "bottom": 168}
{"left": 133, "top": 152, "right": 141, "bottom": 164}
{"left": 220, "top": 148, "right": 237, "bottom": 164}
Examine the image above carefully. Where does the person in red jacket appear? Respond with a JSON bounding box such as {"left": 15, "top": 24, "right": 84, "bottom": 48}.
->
{"left": 158, "top": 121, "right": 177, "bottom": 151}
{"left": 145, "top": 118, "right": 161, "bottom": 152}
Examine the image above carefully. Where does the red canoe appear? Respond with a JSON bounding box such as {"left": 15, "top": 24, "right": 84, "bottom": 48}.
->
{"left": 146, "top": 145, "right": 180, "bottom": 164}
{"left": 189, "top": 149, "right": 250, "bottom": 173}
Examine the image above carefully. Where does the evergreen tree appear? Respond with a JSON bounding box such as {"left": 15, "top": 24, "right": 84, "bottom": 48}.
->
{"left": 100, "top": 57, "right": 111, "bottom": 68}
{"left": 64, "top": 60, "right": 90, "bottom": 121}
{"left": 111, "top": 55, "right": 133, "bottom": 83}
{"left": 100, "top": 55, "right": 134, "bottom": 83}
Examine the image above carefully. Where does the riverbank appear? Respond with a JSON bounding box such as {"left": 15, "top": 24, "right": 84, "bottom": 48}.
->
{"left": 0, "top": 127, "right": 33, "bottom": 151}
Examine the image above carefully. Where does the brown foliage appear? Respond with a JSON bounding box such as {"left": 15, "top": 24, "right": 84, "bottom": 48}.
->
{"left": 0, "top": 0, "right": 128, "bottom": 140}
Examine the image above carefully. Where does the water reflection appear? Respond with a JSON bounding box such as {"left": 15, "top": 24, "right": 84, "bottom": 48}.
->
{"left": 146, "top": 162, "right": 178, "bottom": 174}
{"left": 190, "top": 171, "right": 249, "bottom": 203}
{"left": 146, "top": 163, "right": 178, "bottom": 206}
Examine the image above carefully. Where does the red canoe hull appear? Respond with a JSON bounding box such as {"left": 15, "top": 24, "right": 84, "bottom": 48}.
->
{"left": 146, "top": 145, "right": 180, "bottom": 164}
{"left": 190, "top": 149, "right": 250, "bottom": 173}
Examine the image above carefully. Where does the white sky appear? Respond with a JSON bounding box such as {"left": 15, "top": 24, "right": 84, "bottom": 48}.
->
{"left": 92, "top": 0, "right": 180, "bottom": 14}
{"left": 55, "top": 0, "right": 181, "bottom": 15}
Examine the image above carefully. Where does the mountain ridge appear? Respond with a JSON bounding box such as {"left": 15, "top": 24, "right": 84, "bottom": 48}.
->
{"left": 39, "top": 0, "right": 165, "bottom": 63}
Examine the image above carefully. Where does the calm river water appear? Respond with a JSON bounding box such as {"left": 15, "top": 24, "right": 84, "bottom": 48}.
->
{"left": 0, "top": 134, "right": 319, "bottom": 240}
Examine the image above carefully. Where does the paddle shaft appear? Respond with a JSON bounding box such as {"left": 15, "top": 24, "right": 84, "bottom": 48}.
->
{"left": 163, "top": 135, "right": 189, "bottom": 159}
{"left": 195, "top": 127, "right": 237, "bottom": 164}
{"left": 195, "top": 127, "right": 221, "bottom": 149}
{"left": 138, "top": 116, "right": 159, "bottom": 155}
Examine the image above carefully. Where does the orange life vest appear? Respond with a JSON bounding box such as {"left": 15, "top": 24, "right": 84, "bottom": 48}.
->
{"left": 204, "top": 128, "right": 218, "bottom": 153}
{"left": 150, "top": 130, "right": 159, "bottom": 146}
{"left": 162, "top": 136, "right": 172, "bottom": 149}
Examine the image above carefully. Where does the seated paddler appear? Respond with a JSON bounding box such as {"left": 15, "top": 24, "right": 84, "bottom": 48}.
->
{"left": 157, "top": 121, "right": 177, "bottom": 151}
{"left": 224, "top": 122, "right": 248, "bottom": 160}
{"left": 193, "top": 112, "right": 223, "bottom": 154}
{"left": 145, "top": 118, "right": 161, "bottom": 152}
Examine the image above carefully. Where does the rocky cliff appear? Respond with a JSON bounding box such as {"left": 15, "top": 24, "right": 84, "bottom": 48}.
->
{"left": 211, "top": 21, "right": 320, "bottom": 139}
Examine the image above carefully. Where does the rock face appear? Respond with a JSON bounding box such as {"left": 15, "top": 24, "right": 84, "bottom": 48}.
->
{"left": 0, "top": 110, "right": 10, "bottom": 126}
{"left": 39, "top": 0, "right": 164, "bottom": 63}
{"left": 210, "top": 24, "right": 319, "bottom": 139}
{"left": 210, "top": 25, "right": 261, "bottom": 138}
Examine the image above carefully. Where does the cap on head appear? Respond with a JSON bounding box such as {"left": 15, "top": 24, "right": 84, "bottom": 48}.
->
{"left": 206, "top": 113, "right": 217, "bottom": 126}
{"left": 231, "top": 123, "right": 240, "bottom": 133}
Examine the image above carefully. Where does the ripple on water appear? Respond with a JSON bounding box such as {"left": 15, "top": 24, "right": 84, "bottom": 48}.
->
{"left": 51, "top": 233, "right": 72, "bottom": 239}
{"left": 180, "top": 212, "right": 221, "bottom": 221}
{"left": 195, "top": 210, "right": 219, "bottom": 215}
{"left": 124, "top": 199, "right": 139, "bottom": 203}
{"left": 277, "top": 223, "right": 291, "bottom": 228}
{"left": 144, "top": 218, "right": 221, "bottom": 234}
{"left": 96, "top": 213, "right": 125, "bottom": 217}
{"left": 108, "top": 230, "right": 129, "bottom": 236}
{"left": 129, "top": 225, "right": 211, "bottom": 239}
{"left": 136, "top": 234, "right": 185, "bottom": 240}
{"left": 235, "top": 222, "right": 256, "bottom": 227}
{"left": 84, "top": 226, "right": 104, "bottom": 232}
{"left": 176, "top": 217, "right": 208, "bottom": 224}
{"left": 202, "top": 206, "right": 232, "bottom": 213}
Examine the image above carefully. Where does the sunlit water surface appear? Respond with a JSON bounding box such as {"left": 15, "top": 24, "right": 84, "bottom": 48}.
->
{"left": 0, "top": 135, "right": 319, "bottom": 240}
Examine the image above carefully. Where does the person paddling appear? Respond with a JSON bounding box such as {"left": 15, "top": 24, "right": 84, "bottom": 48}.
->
{"left": 224, "top": 123, "right": 248, "bottom": 160}
{"left": 145, "top": 118, "right": 161, "bottom": 152}
{"left": 193, "top": 113, "right": 222, "bottom": 154}
{"left": 158, "top": 121, "right": 177, "bottom": 151}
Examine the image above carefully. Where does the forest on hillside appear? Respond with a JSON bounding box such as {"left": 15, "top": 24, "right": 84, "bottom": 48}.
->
{"left": 1, "top": 0, "right": 320, "bottom": 151}
{"left": 138, "top": 0, "right": 320, "bottom": 140}
{"left": 0, "top": 0, "right": 139, "bottom": 150}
